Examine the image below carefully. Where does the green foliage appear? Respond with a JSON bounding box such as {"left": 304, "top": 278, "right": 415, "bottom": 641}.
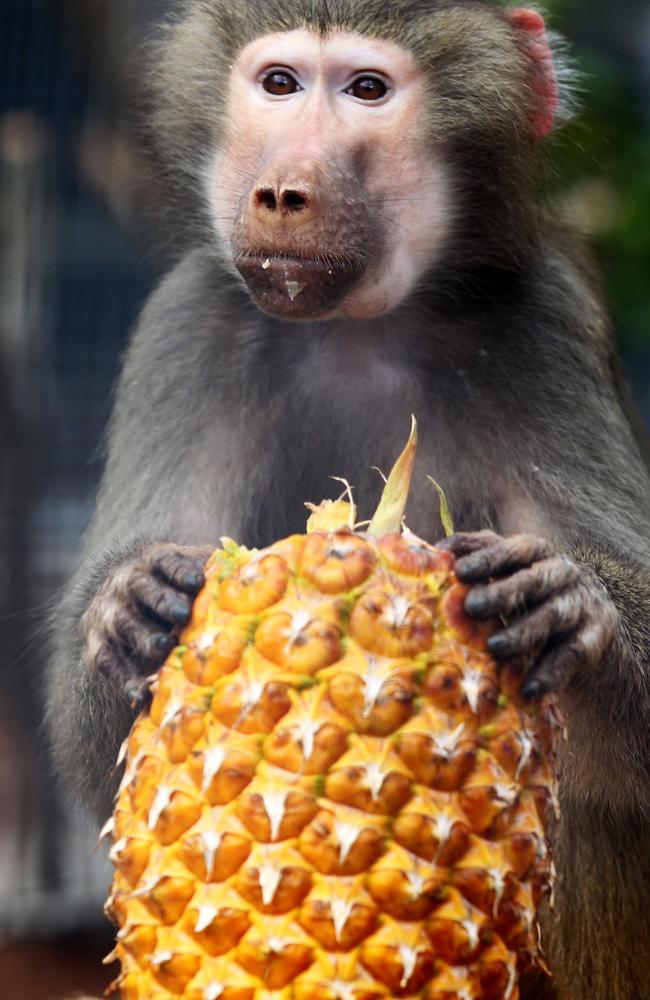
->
{"left": 544, "top": 0, "right": 650, "bottom": 348}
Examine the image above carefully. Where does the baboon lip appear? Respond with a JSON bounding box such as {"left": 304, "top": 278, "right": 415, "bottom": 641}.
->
{"left": 235, "top": 250, "right": 363, "bottom": 274}
{"left": 234, "top": 249, "right": 365, "bottom": 320}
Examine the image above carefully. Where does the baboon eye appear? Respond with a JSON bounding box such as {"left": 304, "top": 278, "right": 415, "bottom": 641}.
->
{"left": 346, "top": 75, "right": 388, "bottom": 101}
{"left": 262, "top": 70, "right": 301, "bottom": 96}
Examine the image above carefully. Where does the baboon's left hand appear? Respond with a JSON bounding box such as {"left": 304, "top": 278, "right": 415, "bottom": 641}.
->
{"left": 438, "top": 531, "right": 619, "bottom": 700}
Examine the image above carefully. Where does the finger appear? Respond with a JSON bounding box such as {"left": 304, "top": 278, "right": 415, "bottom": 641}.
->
{"left": 129, "top": 570, "right": 193, "bottom": 627}
{"left": 123, "top": 677, "right": 154, "bottom": 712}
{"left": 437, "top": 530, "right": 501, "bottom": 557}
{"left": 521, "top": 615, "right": 616, "bottom": 701}
{"left": 456, "top": 534, "right": 556, "bottom": 583}
{"left": 113, "top": 608, "right": 178, "bottom": 666}
{"left": 465, "top": 556, "right": 580, "bottom": 619}
{"left": 487, "top": 589, "right": 583, "bottom": 660}
{"left": 149, "top": 545, "right": 212, "bottom": 593}
{"left": 94, "top": 643, "right": 148, "bottom": 707}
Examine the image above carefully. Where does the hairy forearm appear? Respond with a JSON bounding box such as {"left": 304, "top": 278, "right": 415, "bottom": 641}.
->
{"left": 47, "top": 535, "right": 212, "bottom": 821}
{"left": 47, "top": 547, "right": 144, "bottom": 819}
{"left": 50, "top": 652, "right": 136, "bottom": 820}
{"left": 560, "top": 543, "right": 650, "bottom": 812}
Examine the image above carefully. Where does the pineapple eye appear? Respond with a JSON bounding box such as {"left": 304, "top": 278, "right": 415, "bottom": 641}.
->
{"left": 262, "top": 70, "right": 301, "bottom": 97}
{"left": 346, "top": 75, "right": 388, "bottom": 102}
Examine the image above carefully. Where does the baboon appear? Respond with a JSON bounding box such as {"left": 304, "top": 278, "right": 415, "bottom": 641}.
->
{"left": 48, "top": 2, "right": 650, "bottom": 998}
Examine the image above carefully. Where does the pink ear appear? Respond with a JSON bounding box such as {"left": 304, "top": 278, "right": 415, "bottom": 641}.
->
{"left": 509, "top": 8, "right": 559, "bottom": 139}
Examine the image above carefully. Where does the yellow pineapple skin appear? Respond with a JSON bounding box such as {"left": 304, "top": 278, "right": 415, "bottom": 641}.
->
{"left": 106, "top": 529, "right": 557, "bottom": 1000}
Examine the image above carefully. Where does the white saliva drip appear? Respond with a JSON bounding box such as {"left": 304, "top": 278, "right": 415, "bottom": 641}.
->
{"left": 108, "top": 838, "right": 128, "bottom": 864}
{"left": 282, "top": 609, "right": 313, "bottom": 654}
{"left": 286, "top": 280, "right": 305, "bottom": 302}
{"left": 201, "top": 832, "right": 223, "bottom": 880}
{"left": 204, "top": 984, "right": 224, "bottom": 1000}
{"left": 243, "top": 679, "right": 265, "bottom": 711}
{"left": 490, "top": 868, "right": 506, "bottom": 918}
{"left": 334, "top": 821, "right": 363, "bottom": 865}
{"left": 364, "top": 761, "right": 387, "bottom": 802}
{"left": 258, "top": 862, "right": 282, "bottom": 905}
{"left": 432, "top": 722, "right": 465, "bottom": 757}
{"left": 150, "top": 950, "right": 173, "bottom": 966}
{"left": 202, "top": 746, "right": 227, "bottom": 793}
{"left": 195, "top": 904, "right": 219, "bottom": 933}
{"left": 382, "top": 594, "right": 412, "bottom": 630}
{"left": 148, "top": 785, "right": 173, "bottom": 830}
{"left": 515, "top": 730, "right": 535, "bottom": 780}
{"left": 331, "top": 897, "right": 354, "bottom": 942}
{"left": 262, "top": 790, "right": 288, "bottom": 841}
{"left": 398, "top": 945, "right": 418, "bottom": 989}
{"left": 293, "top": 717, "right": 321, "bottom": 762}
{"left": 462, "top": 919, "right": 480, "bottom": 951}
{"left": 362, "top": 658, "right": 385, "bottom": 718}
{"left": 460, "top": 669, "right": 482, "bottom": 714}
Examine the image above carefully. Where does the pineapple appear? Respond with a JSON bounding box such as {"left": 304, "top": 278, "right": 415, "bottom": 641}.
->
{"left": 103, "top": 425, "right": 557, "bottom": 1000}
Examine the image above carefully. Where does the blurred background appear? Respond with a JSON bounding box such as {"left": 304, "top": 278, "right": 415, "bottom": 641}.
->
{"left": 0, "top": 1, "right": 648, "bottom": 997}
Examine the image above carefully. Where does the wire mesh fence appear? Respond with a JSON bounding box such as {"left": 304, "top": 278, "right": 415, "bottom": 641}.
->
{"left": 0, "top": 0, "right": 165, "bottom": 945}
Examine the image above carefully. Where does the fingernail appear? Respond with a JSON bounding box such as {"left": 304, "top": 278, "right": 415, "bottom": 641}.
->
{"left": 457, "top": 554, "right": 489, "bottom": 581}
{"left": 184, "top": 573, "right": 199, "bottom": 590}
{"left": 155, "top": 634, "right": 173, "bottom": 654}
{"left": 124, "top": 680, "right": 149, "bottom": 711}
{"left": 487, "top": 633, "right": 512, "bottom": 657}
{"left": 465, "top": 592, "right": 490, "bottom": 616}
{"left": 124, "top": 680, "right": 139, "bottom": 702}
{"left": 172, "top": 602, "right": 190, "bottom": 624}
{"left": 521, "top": 678, "right": 549, "bottom": 702}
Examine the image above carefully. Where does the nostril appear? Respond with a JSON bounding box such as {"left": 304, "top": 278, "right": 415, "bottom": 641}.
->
{"left": 281, "top": 189, "right": 308, "bottom": 213}
{"left": 255, "top": 188, "right": 277, "bottom": 211}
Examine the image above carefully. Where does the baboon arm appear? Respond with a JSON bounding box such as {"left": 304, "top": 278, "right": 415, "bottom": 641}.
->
{"left": 560, "top": 541, "right": 650, "bottom": 812}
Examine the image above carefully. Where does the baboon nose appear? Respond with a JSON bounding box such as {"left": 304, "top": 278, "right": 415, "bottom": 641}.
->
{"left": 254, "top": 186, "right": 310, "bottom": 215}
{"left": 251, "top": 163, "right": 322, "bottom": 224}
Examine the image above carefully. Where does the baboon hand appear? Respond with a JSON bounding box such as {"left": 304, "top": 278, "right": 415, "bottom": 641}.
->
{"left": 438, "top": 530, "right": 619, "bottom": 700}
{"left": 81, "top": 542, "right": 213, "bottom": 706}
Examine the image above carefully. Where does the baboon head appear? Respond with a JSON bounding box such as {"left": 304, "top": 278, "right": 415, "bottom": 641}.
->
{"left": 150, "top": 2, "right": 561, "bottom": 320}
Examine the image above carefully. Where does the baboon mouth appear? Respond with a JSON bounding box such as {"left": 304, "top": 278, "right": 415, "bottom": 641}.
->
{"left": 234, "top": 249, "right": 365, "bottom": 320}
{"left": 236, "top": 249, "right": 363, "bottom": 272}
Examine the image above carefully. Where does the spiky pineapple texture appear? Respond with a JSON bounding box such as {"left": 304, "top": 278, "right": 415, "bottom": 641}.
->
{"left": 104, "top": 526, "right": 558, "bottom": 1000}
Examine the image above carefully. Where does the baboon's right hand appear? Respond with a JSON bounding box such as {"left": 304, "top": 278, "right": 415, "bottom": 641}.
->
{"left": 81, "top": 542, "right": 213, "bottom": 706}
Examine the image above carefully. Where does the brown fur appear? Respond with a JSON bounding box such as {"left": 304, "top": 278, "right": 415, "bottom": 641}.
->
{"left": 48, "top": 4, "right": 650, "bottom": 1000}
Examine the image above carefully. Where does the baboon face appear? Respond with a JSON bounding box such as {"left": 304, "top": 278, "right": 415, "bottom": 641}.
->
{"left": 207, "top": 30, "right": 453, "bottom": 321}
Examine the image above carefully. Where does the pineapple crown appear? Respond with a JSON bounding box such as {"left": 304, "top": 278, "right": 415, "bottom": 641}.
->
{"left": 304, "top": 416, "right": 454, "bottom": 539}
